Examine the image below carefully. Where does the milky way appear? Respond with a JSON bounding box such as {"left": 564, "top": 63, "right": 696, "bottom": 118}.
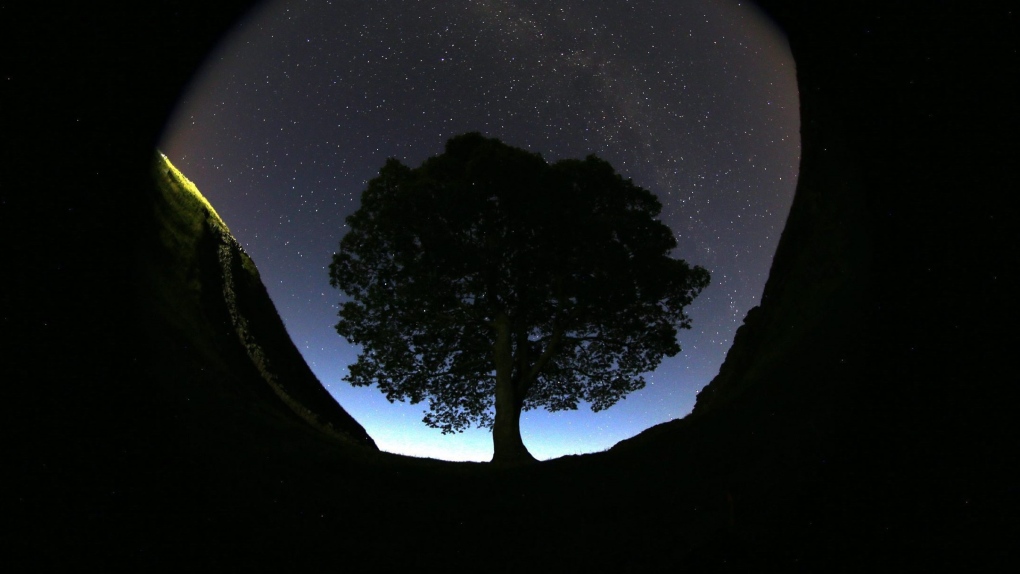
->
{"left": 161, "top": 0, "right": 799, "bottom": 461}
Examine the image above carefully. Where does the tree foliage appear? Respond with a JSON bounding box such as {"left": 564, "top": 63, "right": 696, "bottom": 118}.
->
{"left": 330, "top": 133, "right": 709, "bottom": 456}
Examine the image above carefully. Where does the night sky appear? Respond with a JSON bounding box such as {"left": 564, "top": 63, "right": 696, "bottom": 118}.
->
{"left": 160, "top": 0, "right": 799, "bottom": 461}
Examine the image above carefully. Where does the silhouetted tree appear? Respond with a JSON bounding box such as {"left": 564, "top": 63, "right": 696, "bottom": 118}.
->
{"left": 330, "top": 133, "right": 709, "bottom": 464}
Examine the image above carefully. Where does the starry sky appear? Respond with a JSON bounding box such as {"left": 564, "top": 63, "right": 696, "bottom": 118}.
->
{"left": 160, "top": 0, "right": 800, "bottom": 461}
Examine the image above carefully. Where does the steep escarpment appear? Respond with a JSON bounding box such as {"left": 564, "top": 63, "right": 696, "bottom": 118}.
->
{"left": 145, "top": 153, "right": 376, "bottom": 449}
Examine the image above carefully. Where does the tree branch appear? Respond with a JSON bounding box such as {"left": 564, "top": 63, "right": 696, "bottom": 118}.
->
{"left": 561, "top": 333, "right": 629, "bottom": 349}
{"left": 516, "top": 324, "right": 565, "bottom": 396}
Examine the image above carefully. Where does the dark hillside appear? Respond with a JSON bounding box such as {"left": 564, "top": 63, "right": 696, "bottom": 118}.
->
{"left": 613, "top": 2, "right": 1016, "bottom": 568}
{"left": 145, "top": 152, "right": 375, "bottom": 449}
{"left": 4, "top": 1, "right": 1015, "bottom": 571}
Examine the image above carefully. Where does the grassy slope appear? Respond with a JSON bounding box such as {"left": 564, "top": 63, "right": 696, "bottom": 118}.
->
{"left": 144, "top": 152, "right": 376, "bottom": 449}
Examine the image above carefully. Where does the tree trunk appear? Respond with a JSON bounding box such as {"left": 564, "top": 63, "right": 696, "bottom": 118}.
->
{"left": 492, "top": 384, "right": 535, "bottom": 464}
{"left": 491, "top": 314, "right": 537, "bottom": 465}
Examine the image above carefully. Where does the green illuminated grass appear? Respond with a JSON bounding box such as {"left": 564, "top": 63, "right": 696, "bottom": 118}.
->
{"left": 142, "top": 152, "right": 235, "bottom": 371}
{"left": 157, "top": 151, "right": 229, "bottom": 232}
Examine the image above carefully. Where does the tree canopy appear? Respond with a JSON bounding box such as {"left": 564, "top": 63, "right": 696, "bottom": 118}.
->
{"left": 330, "top": 133, "right": 709, "bottom": 463}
